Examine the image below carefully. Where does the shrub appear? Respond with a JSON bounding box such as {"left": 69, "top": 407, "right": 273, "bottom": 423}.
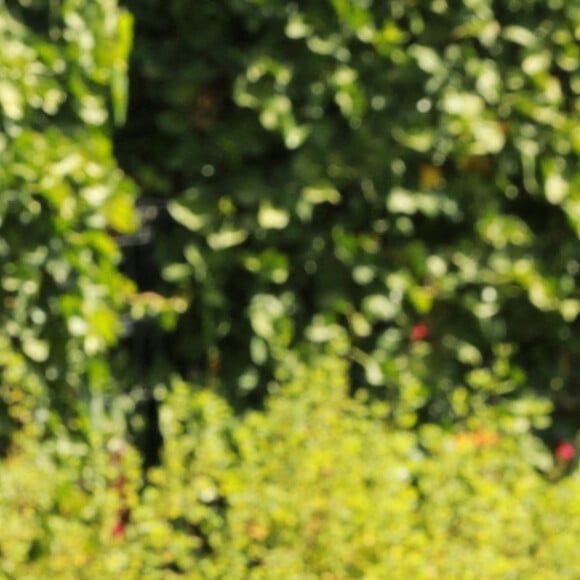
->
{"left": 2, "top": 357, "right": 579, "bottom": 578}
{"left": 117, "top": 0, "right": 580, "bottom": 428}
{"left": 0, "top": 0, "right": 136, "bottom": 442}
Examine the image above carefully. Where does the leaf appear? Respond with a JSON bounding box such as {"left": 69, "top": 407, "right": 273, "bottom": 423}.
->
{"left": 362, "top": 295, "right": 398, "bottom": 321}
{"left": 302, "top": 183, "right": 341, "bottom": 204}
{"left": 207, "top": 229, "right": 248, "bottom": 250}
{"left": 22, "top": 337, "right": 49, "bottom": 362}
{"left": 502, "top": 25, "right": 538, "bottom": 47}
{"left": 168, "top": 201, "right": 207, "bottom": 231}
{"left": 162, "top": 263, "right": 191, "bottom": 282}
{"left": 111, "top": 10, "right": 133, "bottom": 126}
{"left": 258, "top": 204, "right": 290, "bottom": 230}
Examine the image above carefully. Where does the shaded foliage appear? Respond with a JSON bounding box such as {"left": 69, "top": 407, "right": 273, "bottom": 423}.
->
{"left": 116, "top": 0, "right": 579, "bottom": 431}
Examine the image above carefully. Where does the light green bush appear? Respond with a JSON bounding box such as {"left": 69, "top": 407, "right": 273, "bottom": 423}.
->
{"left": 1, "top": 357, "right": 579, "bottom": 578}
{"left": 0, "top": 0, "right": 136, "bottom": 443}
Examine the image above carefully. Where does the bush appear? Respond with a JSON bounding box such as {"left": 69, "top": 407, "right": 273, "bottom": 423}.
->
{"left": 0, "top": 357, "right": 579, "bottom": 577}
{"left": 117, "top": 0, "right": 580, "bottom": 429}
{"left": 0, "top": 0, "right": 136, "bottom": 442}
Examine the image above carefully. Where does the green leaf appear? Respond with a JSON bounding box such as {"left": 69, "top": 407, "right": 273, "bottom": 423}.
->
{"left": 207, "top": 229, "right": 248, "bottom": 250}
{"left": 258, "top": 204, "right": 290, "bottom": 230}
{"left": 111, "top": 10, "right": 133, "bottom": 126}
{"left": 168, "top": 201, "right": 207, "bottom": 231}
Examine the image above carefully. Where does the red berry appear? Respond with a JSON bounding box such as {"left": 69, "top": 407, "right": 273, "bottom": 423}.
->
{"left": 410, "top": 323, "right": 429, "bottom": 342}
{"left": 112, "top": 519, "right": 125, "bottom": 538}
{"left": 556, "top": 441, "right": 576, "bottom": 462}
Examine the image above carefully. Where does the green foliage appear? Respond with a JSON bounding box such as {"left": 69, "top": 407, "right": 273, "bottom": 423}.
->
{"left": 0, "top": 420, "right": 142, "bottom": 578}
{"left": 3, "top": 2, "right": 580, "bottom": 575}
{"left": 0, "top": 0, "right": 137, "bottom": 442}
{"left": 118, "top": 0, "right": 580, "bottom": 424}
{"left": 1, "top": 359, "right": 579, "bottom": 577}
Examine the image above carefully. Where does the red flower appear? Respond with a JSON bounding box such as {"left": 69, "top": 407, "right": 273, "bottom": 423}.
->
{"left": 112, "top": 519, "right": 125, "bottom": 539}
{"left": 556, "top": 441, "right": 576, "bottom": 462}
{"left": 410, "top": 323, "right": 429, "bottom": 342}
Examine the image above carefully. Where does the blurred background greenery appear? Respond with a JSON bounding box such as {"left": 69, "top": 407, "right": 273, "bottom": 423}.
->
{"left": 1, "top": 0, "right": 580, "bottom": 576}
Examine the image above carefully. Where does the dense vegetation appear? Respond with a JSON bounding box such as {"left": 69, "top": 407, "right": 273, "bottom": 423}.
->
{"left": 117, "top": 0, "right": 580, "bottom": 431}
{"left": 3, "top": 358, "right": 580, "bottom": 577}
{"left": 1, "top": 0, "right": 579, "bottom": 575}
{"left": 0, "top": 0, "right": 136, "bottom": 448}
